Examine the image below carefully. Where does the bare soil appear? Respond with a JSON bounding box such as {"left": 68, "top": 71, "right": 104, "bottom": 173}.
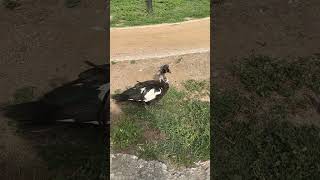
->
{"left": 110, "top": 18, "right": 210, "bottom": 61}
{"left": 213, "top": 0, "right": 320, "bottom": 67}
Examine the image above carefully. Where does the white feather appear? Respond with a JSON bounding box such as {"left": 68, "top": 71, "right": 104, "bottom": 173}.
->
{"left": 144, "top": 89, "right": 162, "bottom": 102}
{"left": 140, "top": 87, "right": 146, "bottom": 94}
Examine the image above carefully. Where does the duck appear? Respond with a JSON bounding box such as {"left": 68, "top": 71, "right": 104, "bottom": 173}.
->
{"left": 112, "top": 64, "right": 171, "bottom": 105}
{"left": 2, "top": 61, "right": 110, "bottom": 127}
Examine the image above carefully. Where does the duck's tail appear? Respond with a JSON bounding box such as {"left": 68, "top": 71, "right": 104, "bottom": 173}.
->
{"left": 111, "top": 94, "right": 128, "bottom": 102}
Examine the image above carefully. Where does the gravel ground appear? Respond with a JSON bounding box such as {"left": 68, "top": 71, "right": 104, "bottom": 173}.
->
{"left": 110, "top": 153, "right": 210, "bottom": 180}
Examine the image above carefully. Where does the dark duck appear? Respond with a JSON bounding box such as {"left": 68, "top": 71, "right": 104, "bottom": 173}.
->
{"left": 2, "top": 61, "right": 110, "bottom": 126}
{"left": 112, "top": 64, "right": 171, "bottom": 105}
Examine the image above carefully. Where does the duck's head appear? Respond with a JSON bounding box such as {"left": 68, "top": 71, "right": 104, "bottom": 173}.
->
{"left": 158, "top": 64, "right": 171, "bottom": 83}
{"left": 159, "top": 64, "right": 171, "bottom": 74}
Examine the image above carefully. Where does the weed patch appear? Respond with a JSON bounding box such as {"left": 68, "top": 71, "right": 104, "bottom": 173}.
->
{"left": 111, "top": 118, "right": 143, "bottom": 149}
{"left": 233, "top": 54, "right": 320, "bottom": 97}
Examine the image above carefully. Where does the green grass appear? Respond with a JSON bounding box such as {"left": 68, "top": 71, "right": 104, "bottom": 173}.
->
{"left": 212, "top": 54, "right": 320, "bottom": 179}
{"left": 111, "top": 0, "right": 210, "bottom": 27}
{"left": 232, "top": 54, "right": 320, "bottom": 97}
{"left": 183, "top": 79, "right": 209, "bottom": 98}
{"left": 111, "top": 118, "right": 142, "bottom": 149}
{"left": 111, "top": 80, "right": 210, "bottom": 166}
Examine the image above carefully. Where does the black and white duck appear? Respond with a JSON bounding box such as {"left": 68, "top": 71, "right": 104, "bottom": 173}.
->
{"left": 2, "top": 61, "right": 110, "bottom": 126}
{"left": 112, "top": 64, "right": 171, "bottom": 105}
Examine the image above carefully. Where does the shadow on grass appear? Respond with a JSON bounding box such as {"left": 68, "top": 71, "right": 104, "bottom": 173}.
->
{"left": 11, "top": 122, "right": 107, "bottom": 180}
{"left": 212, "top": 54, "right": 320, "bottom": 179}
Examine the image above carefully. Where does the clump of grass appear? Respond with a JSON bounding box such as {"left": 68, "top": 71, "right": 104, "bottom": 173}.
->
{"left": 183, "top": 79, "right": 209, "bottom": 99}
{"left": 233, "top": 54, "right": 320, "bottom": 97}
{"left": 183, "top": 79, "right": 209, "bottom": 92}
{"left": 138, "top": 143, "right": 160, "bottom": 161}
{"left": 111, "top": 81, "right": 210, "bottom": 166}
{"left": 114, "top": 89, "right": 122, "bottom": 94}
{"left": 111, "top": 61, "right": 117, "bottom": 65}
{"left": 111, "top": 0, "right": 210, "bottom": 27}
{"left": 212, "top": 89, "right": 320, "bottom": 179}
{"left": 175, "top": 57, "right": 183, "bottom": 64}
{"left": 130, "top": 60, "right": 136, "bottom": 64}
{"left": 12, "top": 86, "right": 36, "bottom": 104}
{"left": 2, "top": 0, "right": 20, "bottom": 10}
{"left": 64, "top": 0, "right": 81, "bottom": 8}
{"left": 111, "top": 118, "right": 143, "bottom": 149}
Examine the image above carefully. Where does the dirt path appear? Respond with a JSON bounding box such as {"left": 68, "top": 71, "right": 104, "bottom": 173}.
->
{"left": 111, "top": 18, "right": 210, "bottom": 61}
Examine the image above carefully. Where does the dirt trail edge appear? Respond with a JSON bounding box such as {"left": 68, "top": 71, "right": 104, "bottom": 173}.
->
{"left": 111, "top": 18, "right": 210, "bottom": 62}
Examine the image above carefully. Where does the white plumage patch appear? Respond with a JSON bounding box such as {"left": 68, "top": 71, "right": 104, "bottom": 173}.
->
{"left": 140, "top": 87, "right": 146, "bottom": 94}
{"left": 143, "top": 89, "right": 162, "bottom": 102}
{"left": 128, "top": 98, "right": 142, "bottom": 101}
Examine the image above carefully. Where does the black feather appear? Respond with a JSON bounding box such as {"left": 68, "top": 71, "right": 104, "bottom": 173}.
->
{"left": 112, "top": 80, "right": 169, "bottom": 103}
{"left": 112, "top": 64, "right": 171, "bottom": 104}
{"left": 111, "top": 94, "right": 129, "bottom": 102}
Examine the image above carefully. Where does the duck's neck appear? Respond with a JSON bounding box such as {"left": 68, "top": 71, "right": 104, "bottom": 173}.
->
{"left": 159, "top": 73, "right": 168, "bottom": 83}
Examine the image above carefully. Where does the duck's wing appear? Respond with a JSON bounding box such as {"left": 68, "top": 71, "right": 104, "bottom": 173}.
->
{"left": 113, "top": 80, "right": 165, "bottom": 102}
{"left": 117, "top": 86, "right": 145, "bottom": 101}
{"left": 133, "top": 80, "right": 161, "bottom": 88}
